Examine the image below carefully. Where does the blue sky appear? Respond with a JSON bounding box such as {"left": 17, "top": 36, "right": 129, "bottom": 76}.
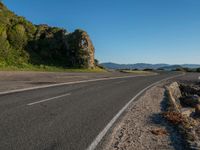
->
{"left": 3, "top": 0, "right": 200, "bottom": 64}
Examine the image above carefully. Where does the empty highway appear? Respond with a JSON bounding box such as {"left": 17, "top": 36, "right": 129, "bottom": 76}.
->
{"left": 0, "top": 72, "right": 184, "bottom": 150}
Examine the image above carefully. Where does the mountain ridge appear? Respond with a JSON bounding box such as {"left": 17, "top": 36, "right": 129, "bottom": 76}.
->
{"left": 101, "top": 62, "right": 200, "bottom": 70}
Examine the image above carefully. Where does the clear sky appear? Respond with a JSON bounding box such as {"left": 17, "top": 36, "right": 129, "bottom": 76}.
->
{"left": 3, "top": 0, "right": 200, "bottom": 64}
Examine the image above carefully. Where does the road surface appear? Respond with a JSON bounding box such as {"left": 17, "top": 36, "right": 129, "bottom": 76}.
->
{"left": 0, "top": 72, "right": 184, "bottom": 150}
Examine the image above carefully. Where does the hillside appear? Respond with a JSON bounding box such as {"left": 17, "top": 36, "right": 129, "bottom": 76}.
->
{"left": 101, "top": 62, "right": 169, "bottom": 70}
{"left": 0, "top": 2, "right": 95, "bottom": 69}
{"left": 101, "top": 62, "right": 200, "bottom": 70}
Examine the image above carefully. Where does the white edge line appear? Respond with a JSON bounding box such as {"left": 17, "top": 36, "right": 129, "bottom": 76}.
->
{"left": 27, "top": 93, "right": 71, "bottom": 106}
{"left": 0, "top": 75, "right": 151, "bottom": 95}
{"left": 86, "top": 73, "right": 185, "bottom": 150}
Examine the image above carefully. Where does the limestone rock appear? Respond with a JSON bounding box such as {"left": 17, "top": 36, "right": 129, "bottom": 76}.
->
{"left": 167, "top": 82, "right": 182, "bottom": 100}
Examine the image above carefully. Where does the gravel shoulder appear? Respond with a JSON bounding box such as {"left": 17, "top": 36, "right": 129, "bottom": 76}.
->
{"left": 100, "top": 83, "right": 185, "bottom": 150}
{"left": 0, "top": 71, "right": 154, "bottom": 92}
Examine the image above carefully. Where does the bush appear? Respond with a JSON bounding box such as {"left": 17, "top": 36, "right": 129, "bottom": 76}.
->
{"left": 143, "top": 68, "right": 153, "bottom": 71}
{"left": 8, "top": 24, "right": 28, "bottom": 50}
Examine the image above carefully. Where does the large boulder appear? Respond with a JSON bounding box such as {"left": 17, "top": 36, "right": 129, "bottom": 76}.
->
{"left": 166, "top": 82, "right": 182, "bottom": 112}
{"left": 167, "top": 82, "right": 182, "bottom": 101}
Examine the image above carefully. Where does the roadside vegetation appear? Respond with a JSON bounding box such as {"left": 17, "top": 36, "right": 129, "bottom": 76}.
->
{"left": 0, "top": 63, "right": 106, "bottom": 72}
{"left": 117, "top": 69, "right": 154, "bottom": 74}
{"left": 173, "top": 67, "right": 200, "bottom": 73}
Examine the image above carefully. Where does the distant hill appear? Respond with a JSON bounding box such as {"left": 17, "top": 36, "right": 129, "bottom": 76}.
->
{"left": 158, "top": 65, "right": 182, "bottom": 70}
{"left": 101, "top": 62, "right": 200, "bottom": 70}
{"left": 181, "top": 64, "right": 200, "bottom": 69}
{"left": 0, "top": 2, "right": 95, "bottom": 69}
{"left": 101, "top": 62, "right": 169, "bottom": 70}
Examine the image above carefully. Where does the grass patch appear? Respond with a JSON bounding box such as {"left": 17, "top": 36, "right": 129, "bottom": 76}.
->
{"left": 119, "top": 70, "right": 153, "bottom": 74}
{"left": 0, "top": 63, "right": 106, "bottom": 73}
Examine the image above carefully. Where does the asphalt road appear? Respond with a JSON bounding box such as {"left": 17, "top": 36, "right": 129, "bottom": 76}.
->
{"left": 0, "top": 72, "right": 186, "bottom": 150}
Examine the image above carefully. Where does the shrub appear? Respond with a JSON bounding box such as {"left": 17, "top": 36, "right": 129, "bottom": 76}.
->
{"left": 8, "top": 24, "right": 28, "bottom": 50}
{"left": 163, "top": 112, "right": 185, "bottom": 125}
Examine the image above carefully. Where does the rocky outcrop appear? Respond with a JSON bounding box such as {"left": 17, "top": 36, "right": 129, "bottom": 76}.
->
{"left": 166, "top": 82, "right": 182, "bottom": 112}
{"left": 0, "top": 2, "right": 95, "bottom": 68}
{"left": 165, "top": 82, "right": 200, "bottom": 150}
{"left": 29, "top": 26, "right": 95, "bottom": 68}
{"left": 66, "top": 29, "right": 95, "bottom": 68}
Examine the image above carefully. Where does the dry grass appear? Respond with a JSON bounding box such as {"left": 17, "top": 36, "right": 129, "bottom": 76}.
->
{"left": 163, "top": 112, "right": 185, "bottom": 125}
{"left": 119, "top": 70, "right": 154, "bottom": 74}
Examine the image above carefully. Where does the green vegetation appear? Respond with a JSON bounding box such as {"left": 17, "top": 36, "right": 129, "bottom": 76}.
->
{"left": 0, "top": 2, "right": 96, "bottom": 71}
{"left": 173, "top": 67, "right": 200, "bottom": 73}
{"left": 0, "top": 63, "right": 106, "bottom": 72}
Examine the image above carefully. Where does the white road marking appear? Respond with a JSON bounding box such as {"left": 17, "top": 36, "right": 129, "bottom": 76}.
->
{"left": 27, "top": 93, "right": 71, "bottom": 106}
{"left": 86, "top": 73, "right": 185, "bottom": 150}
{"left": 0, "top": 75, "right": 152, "bottom": 95}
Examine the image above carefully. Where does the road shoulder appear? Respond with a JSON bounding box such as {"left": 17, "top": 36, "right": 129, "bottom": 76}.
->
{"left": 99, "top": 82, "right": 185, "bottom": 150}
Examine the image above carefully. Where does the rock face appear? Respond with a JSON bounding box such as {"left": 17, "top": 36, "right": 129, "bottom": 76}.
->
{"left": 66, "top": 29, "right": 95, "bottom": 68}
{"left": 0, "top": 2, "right": 95, "bottom": 68}
{"left": 167, "top": 82, "right": 182, "bottom": 100}
{"left": 166, "top": 82, "right": 182, "bottom": 111}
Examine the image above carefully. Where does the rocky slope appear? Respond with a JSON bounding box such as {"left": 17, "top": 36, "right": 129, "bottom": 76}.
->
{"left": 0, "top": 2, "right": 95, "bottom": 68}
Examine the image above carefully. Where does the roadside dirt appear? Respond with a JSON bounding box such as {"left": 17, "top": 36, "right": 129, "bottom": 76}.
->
{"left": 101, "top": 83, "right": 186, "bottom": 150}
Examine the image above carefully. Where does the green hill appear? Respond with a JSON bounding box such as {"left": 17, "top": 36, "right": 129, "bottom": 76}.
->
{"left": 0, "top": 2, "right": 95, "bottom": 70}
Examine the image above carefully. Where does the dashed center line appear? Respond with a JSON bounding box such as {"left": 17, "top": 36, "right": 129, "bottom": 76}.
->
{"left": 27, "top": 93, "right": 71, "bottom": 106}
